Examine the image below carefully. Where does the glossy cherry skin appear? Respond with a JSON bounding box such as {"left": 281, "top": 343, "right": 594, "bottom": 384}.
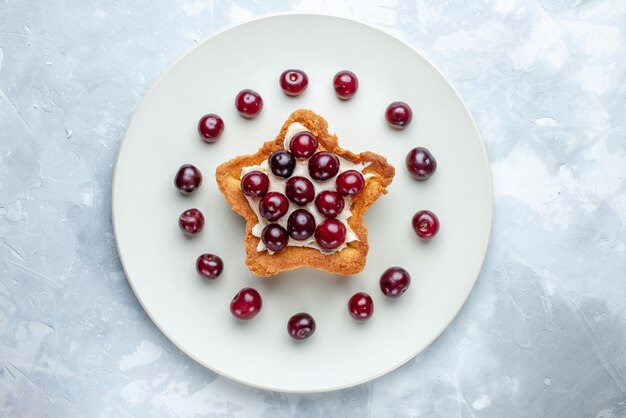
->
{"left": 287, "top": 209, "right": 316, "bottom": 241}
{"left": 259, "top": 192, "right": 289, "bottom": 222}
{"left": 287, "top": 312, "right": 316, "bottom": 340}
{"left": 269, "top": 150, "right": 296, "bottom": 178}
{"left": 289, "top": 132, "right": 318, "bottom": 159}
{"left": 235, "top": 89, "right": 263, "bottom": 119}
{"left": 314, "top": 219, "right": 347, "bottom": 250}
{"left": 333, "top": 70, "right": 359, "bottom": 100}
{"left": 285, "top": 176, "right": 315, "bottom": 206}
{"left": 196, "top": 253, "right": 223, "bottom": 280}
{"left": 412, "top": 210, "right": 439, "bottom": 239}
{"left": 380, "top": 267, "right": 411, "bottom": 298}
{"left": 279, "top": 69, "right": 309, "bottom": 96}
{"left": 174, "top": 164, "right": 202, "bottom": 194}
{"left": 385, "top": 102, "right": 413, "bottom": 129}
{"left": 308, "top": 152, "right": 340, "bottom": 181}
{"left": 178, "top": 208, "right": 204, "bottom": 236}
{"left": 314, "top": 191, "right": 345, "bottom": 218}
{"left": 336, "top": 170, "right": 365, "bottom": 197}
{"left": 348, "top": 292, "right": 374, "bottom": 321}
{"left": 406, "top": 147, "right": 437, "bottom": 180}
{"left": 240, "top": 171, "right": 270, "bottom": 197}
{"left": 230, "top": 287, "right": 262, "bottom": 320}
{"left": 261, "top": 224, "right": 289, "bottom": 251}
{"left": 197, "top": 113, "right": 224, "bottom": 142}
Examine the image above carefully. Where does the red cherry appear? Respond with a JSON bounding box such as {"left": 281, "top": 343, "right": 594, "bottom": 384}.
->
{"left": 287, "top": 312, "right": 316, "bottom": 340}
{"left": 348, "top": 292, "right": 374, "bottom": 321}
{"left": 269, "top": 150, "right": 296, "bottom": 178}
{"left": 314, "top": 191, "right": 345, "bottom": 218}
{"left": 241, "top": 171, "right": 270, "bottom": 197}
{"left": 287, "top": 209, "right": 316, "bottom": 241}
{"left": 385, "top": 102, "right": 412, "bottom": 129}
{"left": 406, "top": 147, "right": 437, "bottom": 180}
{"left": 178, "top": 208, "right": 204, "bottom": 236}
{"left": 230, "top": 288, "right": 262, "bottom": 320}
{"left": 289, "top": 132, "right": 318, "bottom": 159}
{"left": 336, "top": 170, "right": 365, "bottom": 197}
{"left": 279, "top": 69, "right": 309, "bottom": 96}
{"left": 333, "top": 70, "right": 359, "bottom": 100}
{"left": 196, "top": 254, "right": 223, "bottom": 280}
{"left": 380, "top": 267, "right": 411, "bottom": 298}
{"left": 259, "top": 192, "right": 289, "bottom": 222}
{"left": 314, "top": 219, "right": 346, "bottom": 250}
{"left": 235, "top": 89, "right": 263, "bottom": 119}
{"left": 261, "top": 224, "right": 289, "bottom": 252}
{"left": 412, "top": 210, "right": 439, "bottom": 239}
{"left": 285, "top": 176, "right": 315, "bottom": 206}
{"left": 308, "top": 152, "right": 340, "bottom": 181}
{"left": 197, "top": 113, "right": 224, "bottom": 142}
{"left": 174, "top": 164, "right": 202, "bottom": 194}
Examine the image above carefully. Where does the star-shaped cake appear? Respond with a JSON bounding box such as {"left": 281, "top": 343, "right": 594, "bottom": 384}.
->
{"left": 215, "top": 109, "right": 395, "bottom": 277}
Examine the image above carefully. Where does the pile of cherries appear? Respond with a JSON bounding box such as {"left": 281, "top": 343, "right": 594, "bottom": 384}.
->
{"left": 242, "top": 132, "right": 365, "bottom": 252}
{"left": 173, "top": 68, "right": 439, "bottom": 341}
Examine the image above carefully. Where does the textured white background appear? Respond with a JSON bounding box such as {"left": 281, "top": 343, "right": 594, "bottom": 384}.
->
{"left": 1, "top": 1, "right": 625, "bottom": 417}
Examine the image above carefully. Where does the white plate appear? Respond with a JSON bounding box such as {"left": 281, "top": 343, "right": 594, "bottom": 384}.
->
{"left": 113, "top": 14, "right": 492, "bottom": 393}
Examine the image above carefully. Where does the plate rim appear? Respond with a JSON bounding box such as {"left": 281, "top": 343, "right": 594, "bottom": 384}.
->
{"left": 111, "top": 12, "right": 494, "bottom": 393}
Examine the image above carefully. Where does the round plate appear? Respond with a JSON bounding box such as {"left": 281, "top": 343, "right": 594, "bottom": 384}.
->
{"left": 113, "top": 14, "right": 492, "bottom": 393}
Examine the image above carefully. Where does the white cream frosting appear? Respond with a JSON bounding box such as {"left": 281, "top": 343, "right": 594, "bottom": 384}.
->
{"left": 241, "top": 123, "right": 372, "bottom": 254}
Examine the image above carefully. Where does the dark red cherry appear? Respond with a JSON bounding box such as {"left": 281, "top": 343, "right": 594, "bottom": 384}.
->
{"left": 308, "top": 152, "right": 340, "bottom": 181}
{"left": 196, "top": 254, "right": 223, "bottom": 280}
{"left": 285, "top": 176, "right": 315, "bottom": 206}
{"left": 412, "top": 210, "right": 439, "bottom": 239}
{"left": 230, "top": 287, "right": 262, "bottom": 320}
{"left": 178, "top": 208, "right": 204, "bottom": 236}
{"left": 336, "top": 170, "right": 365, "bottom": 197}
{"left": 235, "top": 89, "right": 263, "bottom": 119}
{"left": 385, "top": 102, "right": 412, "bottom": 129}
{"left": 289, "top": 132, "right": 318, "bottom": 159}
{"left": 406, "top": 147, "right": 437, "bottom": 180}
{"left": 261, "top": 224, "right": 289, "bottom": 251}
{"left": 197, "top": 113, "right": 224, "bottom": 142}
{"left": 269, "top": 150, "right": 296, "bottom": 178}
{"left": 333, "top": 70, "right": 359, "bottom": 100}
{"left": 314, "top": 191, "right": 345, "bottom": 218}
{"left": 279, "top": 69, "right": 309, "bottom": 96}
{"left": 259, "top": 192, "right": 289, "bottom": 221}
{"left": 287, "top": 312, "right": 316, "bottom": 340}
{"left": 241, "top": 171, "right": 270, "bottom": 197}
{"left": 287, "top": 209, "right": 316, "bottom": 241}
{"left": 314, "top": 219, "right": 346, "bottom": 250}
{"left": 380, "top": 267, "right": 411, "bottom": 298}
{"left": 348, "top": 292, "right": 374, "bottom": 321}
{"left": 174, "top": 164, "right": 202, "bottom": 194}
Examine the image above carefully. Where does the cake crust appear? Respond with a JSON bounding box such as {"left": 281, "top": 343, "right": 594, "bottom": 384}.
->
{"left": 215, "top": 109, "right": 395, "bottom": 277}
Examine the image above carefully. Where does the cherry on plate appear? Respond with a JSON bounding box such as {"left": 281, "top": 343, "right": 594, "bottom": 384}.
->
{"left": 280, "top": 69, "right": 309, "bottom": 96}
{"left": 333, "top": 70, "right": 358, "bottom": 100}
{"left": 406, "top": 147, "right": 437, "bottom": 180}
{"left": 178, "top": 208, "right": 204, "bottom": 236}
{"left": 314, "top": 191, "right": 345, "bottom": 218}
{"left": 289, "top": 132, "right": 318, "bottom": 159}
{"left": 261, "top": 223, "right": 289, "bottom": 251}
{"left": 196, "top": 253, "right": 223, "bottom": 280}
{"left": 174, "top": 164, "right": 202, "bottom": 194}
{"left": 287, "top": 312, "right": 316, "bottom": 340}
{"left": 348, "top": 292, "right": 374, "bottom": 321}
{"left": 241, "top": 171, "right": 270, "bottom": 197}
{"left": 230, "top": 287, "right": 262, "bottom": 320}
{"left": 412, "top": 210, "right": 439, "bottom": 239}
{"left": 197, "top": 113, "right": 224, "bottom": 142}
{"left": 314, "top": 219, "right": 346, "bottom": 250}
{"left": 380, "top": 267, "right": 411, "bottom": 298}
{"left": 385, "top": 102, "right": 412, "bottom": 129}
{"left": 235, "top": 89, "right": 263, "bottom": 119}
{"left": 336, "top": 170, "right": 365, "bottom": 197}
